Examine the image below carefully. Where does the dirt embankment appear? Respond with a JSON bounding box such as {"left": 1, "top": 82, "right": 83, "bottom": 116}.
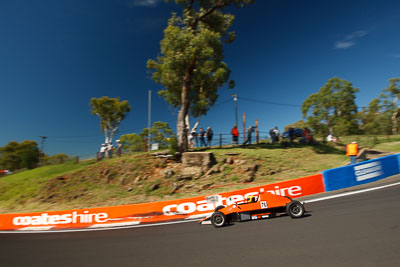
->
{"left": 357, "top": 148, "right": 394, "bottom": 161}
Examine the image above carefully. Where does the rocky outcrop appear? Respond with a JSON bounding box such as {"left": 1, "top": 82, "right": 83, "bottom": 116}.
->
{"left": 182, "top": 152, "right": 217, "bottom": 170}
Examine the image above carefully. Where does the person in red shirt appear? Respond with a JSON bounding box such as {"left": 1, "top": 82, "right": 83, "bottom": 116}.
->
{"left": 231, "top": 125, "right": 239, "bottom": 145}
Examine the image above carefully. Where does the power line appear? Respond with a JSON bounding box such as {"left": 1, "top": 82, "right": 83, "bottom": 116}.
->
{"left": 49, "top": 140, "right": 101, "bottom": 144}
{"left": 240, "top": 97, "right": 301, "bottom": 108}
{"left": 212, "top": 97, "right": 232, "bottom": 109}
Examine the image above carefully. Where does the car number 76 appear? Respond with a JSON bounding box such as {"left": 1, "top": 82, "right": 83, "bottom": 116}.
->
{"left": 260, "top": 201, "right": 268, "bottom": 209}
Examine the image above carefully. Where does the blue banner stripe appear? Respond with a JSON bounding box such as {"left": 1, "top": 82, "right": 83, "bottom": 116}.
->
{"left": 322, "top": 154, "right": 400, "bottom": 192}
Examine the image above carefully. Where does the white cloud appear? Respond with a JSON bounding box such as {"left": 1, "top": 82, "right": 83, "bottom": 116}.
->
{"left": 127, "top": 0, "right": 161, "bottom": 7}
{"left": 346, "top": 30, "right": 368, "bottom": 39}
{"left": 334, "top": 41, "right": 356, "bottom": 49}
{"left": 334, "top": 30, "right": 368, "bottom": 49}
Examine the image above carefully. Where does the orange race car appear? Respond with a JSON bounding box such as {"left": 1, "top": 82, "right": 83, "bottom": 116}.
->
{"left": 199, "top": 188, "right": 306, "bottom": 228}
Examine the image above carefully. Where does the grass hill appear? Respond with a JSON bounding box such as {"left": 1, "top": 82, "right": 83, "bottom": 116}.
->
{"left": 1, "top": 136, "right": 399, "bottom": 214}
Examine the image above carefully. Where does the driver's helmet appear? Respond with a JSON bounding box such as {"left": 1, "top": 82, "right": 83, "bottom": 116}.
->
{"left": 247, "top": 195, "right": 257, "bottom": 203}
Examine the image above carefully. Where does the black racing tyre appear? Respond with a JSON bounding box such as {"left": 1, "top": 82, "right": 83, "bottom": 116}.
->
{"left": 211, "top": 211, "right": 226, "bottom": 228}
{"left": 286, "top": 201, "right": 305, "bottom": 219}
{"left": 215, "top": 205, "right": 225, "bottom": 212}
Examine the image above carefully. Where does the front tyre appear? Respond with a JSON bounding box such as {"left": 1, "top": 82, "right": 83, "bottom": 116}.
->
{"left": 286, "top": 201, "right": 305, "bottom": 219}
{"left": 211, "top": 211, "right": 226, "bottom": 228}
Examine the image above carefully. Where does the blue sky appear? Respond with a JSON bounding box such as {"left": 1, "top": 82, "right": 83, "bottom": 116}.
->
{"left": 1, "top": 0, "right": 399, "bottom": 157}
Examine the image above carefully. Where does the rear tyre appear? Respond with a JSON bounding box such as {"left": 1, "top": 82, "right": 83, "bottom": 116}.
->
{"left": 211, "top": 211, "right": 226, "bottom": 228}
{"left": 286, "top": 201, "right": 305, "bottom": 219}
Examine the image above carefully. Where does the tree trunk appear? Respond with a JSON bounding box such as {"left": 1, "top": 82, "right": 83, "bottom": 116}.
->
{"left": 177, "top": 101, "right": 189, "bottom": 153}
{"left": 177, "top": 63, "right": 195, "bottom": 153}
{"left": 177, "top": 83, "right": 190, "bottom": 153}
{"left": 192, "top": 117, "right": 201, "bottom": 130}
{"left": 392, "top": 110, "right": 398, "bottom": 135}
{"left": 110, "top": 125, "right": 119, "bottom": 144}
{"left": 104, "top": 128, "right": 109, "bottom": 144}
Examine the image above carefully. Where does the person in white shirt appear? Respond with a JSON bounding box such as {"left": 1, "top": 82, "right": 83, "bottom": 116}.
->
{"left": 100, "top": 144, "right": 106, "bottom": 160}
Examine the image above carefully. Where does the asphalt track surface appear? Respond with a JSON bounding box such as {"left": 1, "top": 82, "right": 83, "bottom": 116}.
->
{"left": 1, "top": 177, "right": 400, "bottom": 267}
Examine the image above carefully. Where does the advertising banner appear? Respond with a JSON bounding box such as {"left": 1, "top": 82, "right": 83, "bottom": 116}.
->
{"left": 0, "top": 174, "right": 324, "bottom": 231}
{"left": 322, "top": 154, "right": 399, "bottom": 192}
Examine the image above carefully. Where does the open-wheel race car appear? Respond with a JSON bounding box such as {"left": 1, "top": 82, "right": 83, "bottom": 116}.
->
{"left": 199, "top": 188, "right": 306, "bottom": 228}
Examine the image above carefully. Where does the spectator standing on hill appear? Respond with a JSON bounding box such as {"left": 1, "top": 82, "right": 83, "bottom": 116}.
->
{"left": 191, "top": 127, "right": 198, "bottom": 148}
{"left": 273, "top": 127, "right": 280, "bottom": 142}
{"left": 243, "top": 126, "right": 254, "bottom": 145}
{"left": 207, "top": 127, "right": 213, "bottom": 147}
{"left": 199, "top": 128, "right": 207, "bottom": 147}
{"left": 186, "top": 128, "right": 193, "bottom": 148}
{"left": 107, "top": 142, "right": 113, "bottom": 158}
{"left": 116, "top": 139, "right": 122, "bottom": 157}
{"left": 269, "top": 128, "right": 276, "bottom": 144}
{"left": 289, "top": 127, "right": 295, "bottom": 144}
{"left": 100, "top": 144, "right": 106, "bottom": 160}
{"left": 231, "top": 125, "right": 239, "bottom": 145}
{"left": 304, "top": 128, "right": 313, "bottom": 143}
{"left": 327, "top": 133, "right": 333, "bottom": 142}
{"left": 346, "top": 141, "right": 358, "bottom": 164}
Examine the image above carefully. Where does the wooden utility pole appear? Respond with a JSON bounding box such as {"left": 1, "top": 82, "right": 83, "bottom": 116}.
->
{"left": 255, "top": 120, "right": 259, "bottom": 144}
{"left": 232, "top": 94, "right": 238, "bottom": 127}
{"left": 242, "top": 113, "right": 246, "bottom": 143}
{"left": 148, "top": 90, "right": 152, "bottom": 151}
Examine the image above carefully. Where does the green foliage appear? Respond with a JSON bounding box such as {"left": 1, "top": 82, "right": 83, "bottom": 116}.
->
{"left": 120, "top": 121, "right": 174, "bottom": 151}
{"left": 284, "top": 120, "right": 306, "bottom": 131}
{"left": 0, "top": 141, "right": 40, "bottom": 170}
{"left": 147, "top": 0, "right": 253, "bottom": 152}
{"left": 90, "top": 96, "right": 131, "bottom": 143}
{"left": 380, "top": 78, "right": 400, "bottom": 134}
{"left": 150, "top": 121, "right": 174, "bottom": 148}
{"left": 43, "top": 153, "right": 70, "bottom": 165}
{"left": 120, "top": 133, "right": 145, "bottom": 152}
{"left": 358, "top": 98, "right": 392, "bottom": 135}
{"left": 169, "top": 134, "right": 179, "bottom": 154}
{"left": 302, "top": 77, "right": 359, "bottom": 137}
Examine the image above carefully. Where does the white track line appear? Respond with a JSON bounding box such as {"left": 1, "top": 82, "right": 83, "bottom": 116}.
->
{"left": 2, "top": 181, "right": 400, "bottom": 234}
{"left": 304, "top": 181, "right": 400, "bottom": 203}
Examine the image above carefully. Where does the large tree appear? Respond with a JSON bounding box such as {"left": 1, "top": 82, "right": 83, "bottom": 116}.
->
{"left": 380, "top": 78, "right": 400, "bottom": 134}
{"left": 301, "top": 77, "right": 359, "bottom": 137}
{"left": 90, "top": 97, "right": 131, "bottom": 144}
{"left": 0, "top": 140, "right": 40, "bottom": 170}
{"left": 358, "top": 98, "right": 391, "bottom": 135}
{"left": 147, "top": 0, "right": 253, "bottom": 152}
